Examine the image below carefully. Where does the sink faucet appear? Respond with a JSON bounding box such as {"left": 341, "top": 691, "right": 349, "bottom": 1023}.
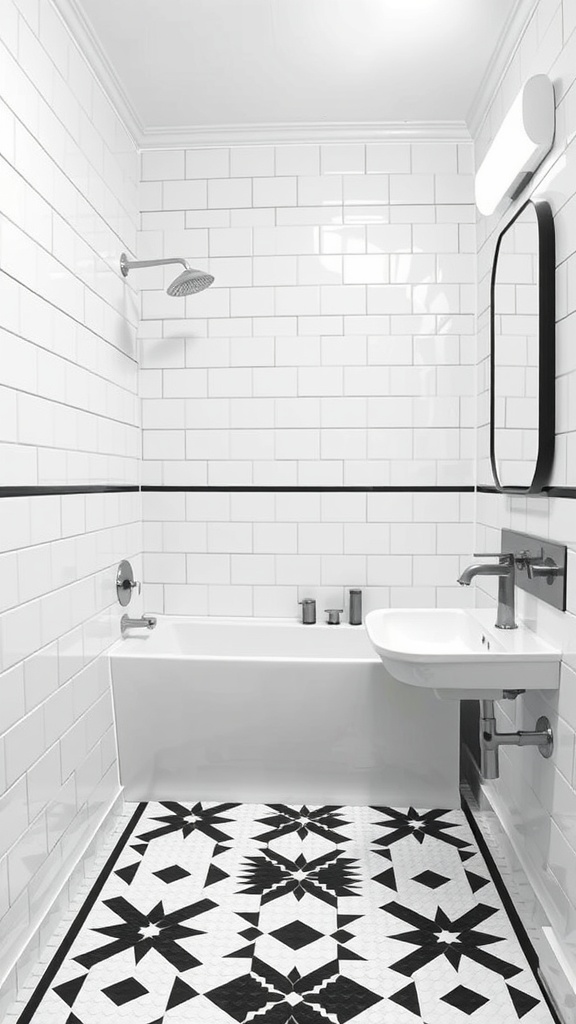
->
{"left": 121, "top": 613, "right": 157, "bottom": 635}
{"left": 457, "top": 552, "right": 517, "bottom": 630}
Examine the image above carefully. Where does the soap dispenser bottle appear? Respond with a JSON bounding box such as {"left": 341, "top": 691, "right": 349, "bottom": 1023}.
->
{"left": 349, "top": 589, "right": 362, "bottom": 625}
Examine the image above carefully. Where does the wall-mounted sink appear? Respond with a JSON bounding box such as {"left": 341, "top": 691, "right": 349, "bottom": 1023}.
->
{"left": 365, "top": 608, "right": 560, "bottom": 700}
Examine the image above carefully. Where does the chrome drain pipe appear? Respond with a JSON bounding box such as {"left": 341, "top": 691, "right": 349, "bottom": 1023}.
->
{"left": 480, "top": 699, "right": 554, "bottom": 780}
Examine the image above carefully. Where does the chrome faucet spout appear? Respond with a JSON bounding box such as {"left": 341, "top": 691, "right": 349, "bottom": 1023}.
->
{"left": 121, "top": 613, "right": 157, "bottom": 635}
{"left": 457, "top": 562, "right": 511, "bottom": 586}
{"left": 457, "top": 552, "right": 517, "bottom": 630}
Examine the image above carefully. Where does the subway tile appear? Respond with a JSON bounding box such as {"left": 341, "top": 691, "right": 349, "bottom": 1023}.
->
{"left": 321, "top": 554, "right": 366, "bottom": 585}
{"left": 253, "top": 586, "right": 299, "bottom": 617}
{"left": 187, "top": 553, "right": 230, "bottom": 584}
{"left": 186, "top": 147, "right": 230, "bottom": 178}
{"left": 254, "top": 523, "right": 298, "bottom": 553}
{"left": 231, "top": 492, "right": 275, "bottom": 521}
{"left": 411, "top": 143, "right": 457, "bottom": 173}
{"left": 163, "top": 179, "right": 207, "bottom": 210}
{"left": 275, "top": 145, "right": 320, "bottom": 176}
{"left": 208, "top": 585, "right": 252, "bottom": 616}
{"left": 298, "top": 176, "right": 342, "bottom": 206}
{"left": 344, "top": 175, "right": 389, "bottom": 205}
{"left": 142, "top": 149, "right": 185, "bottom": 180}
{"left": 298, "top": 255, "right": 342, "bottom": 285}
{"left": 276, "top": 429, "right": 320, "bottom": 460}
{"left": 321, "top": 144, "right": 365, "bottom": 174}
{"left": 207, "top": 522, "right": 252, "bottom": 553}
{"left": 390, "top": 174, "right": 434, "bottom": 204}
{"left": 230, "top": 146, "right": 274, "bottom": 177}
{"left": 208, "top": 178, "right": 252, "bottom": 208}
{"left": 366, "top": 143, "right": 411, "bottom": 173}
{"left": 276, "top": 554, "right": 321, "bottom": 585}
{"left": 209, "top": 227, "right": 252, "bottom": 256}
{"left": 231, "top": 555, "right": 275, "bottom": 584}
{"left": 253, "top": 176, "right": 296, "bottom": 207}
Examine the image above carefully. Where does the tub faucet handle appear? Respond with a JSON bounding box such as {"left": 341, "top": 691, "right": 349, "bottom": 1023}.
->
{"left": 325, "top": 608, "right": 343, "bottom": 625}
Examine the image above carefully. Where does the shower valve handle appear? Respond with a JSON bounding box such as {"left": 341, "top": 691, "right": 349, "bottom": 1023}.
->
{"left": 122, "top": 579, "right": 141, "bottom": 595}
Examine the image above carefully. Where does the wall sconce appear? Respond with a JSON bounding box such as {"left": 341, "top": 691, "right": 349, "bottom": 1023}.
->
{"left": 475, "top": 74, "right": 555, "bottom": 216}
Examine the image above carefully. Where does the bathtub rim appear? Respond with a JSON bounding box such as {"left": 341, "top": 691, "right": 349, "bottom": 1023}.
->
{"left": 109, "top": 613, "right": 382, "bottom": 665}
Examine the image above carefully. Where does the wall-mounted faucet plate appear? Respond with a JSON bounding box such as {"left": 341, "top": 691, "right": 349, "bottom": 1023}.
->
{"left": 116, "top": 559, "right": 140, "bottom": 607}
{"left": 502, "top": 528, "right": 567, "bottom": 611}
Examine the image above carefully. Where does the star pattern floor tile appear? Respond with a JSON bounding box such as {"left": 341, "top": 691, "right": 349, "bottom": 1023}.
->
{"left": 17, "top": 801, "right": 555, "bottom": 1023}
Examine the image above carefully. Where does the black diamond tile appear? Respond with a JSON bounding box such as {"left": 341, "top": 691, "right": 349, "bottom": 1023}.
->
{"left": 102, "top": 977, "right": 149, "bottom": 1006}
{"left": 166, "top": 976, "right": 198, "bottom": 1010}
{"left": 465, "top": 869, "right": 490, "bottom": 893}
{"left": 507, "top": 983, "right": 541, "bottom": 1018}
{"left": 153, "top": 864, "right": 191, "bottom": 884}
{"left": 115, "top": 862, "right": 139, "bottom": 885}
{"left": 331, "top": 928, "right": 354, "bottom": 942}
{"left": 270, "top": 920, "right": 324, "bottom": 949}
{"left": 441, "top": 985, "right": 489, "bottom": 1015}
{"left": 53, "top": 975, "right": 87, "bottom": 1008}
{"left": 412, "top": 870, "right": 450, "bottom": 889}
{"left": 390, "top": 981, "right": 421, "bottom": 1017}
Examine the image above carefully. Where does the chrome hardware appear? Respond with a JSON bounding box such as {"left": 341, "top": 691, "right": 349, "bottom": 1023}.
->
{"left": 325, "top": 608, "right": 343, "bottom": 625}
{"left": 349, "top": 589, "right": 363, "bottom": 626}
{"left": 121, "top": 614, "right": 157, "bottom": 635}
{"left": 458, "top": 552, "right": 517, "bottom": 630}
{"left": 479, "top": 700, "right": 553, "bottom": 779}
{"left": 526, "top": 555, "right": 561, "bottom": 583}
{"left": 116, "top": 559, "right": 141, "bottom": 607}
{"left": 502, "top": 528, "right": 567, "bottom": 612}
{"left": 299, "top": 598, "right": 316, "bottom": 625}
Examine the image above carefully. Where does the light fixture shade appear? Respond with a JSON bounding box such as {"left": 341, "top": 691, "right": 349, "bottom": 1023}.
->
{"left": 475, "top": 75, "right": 555, "bottom": 216}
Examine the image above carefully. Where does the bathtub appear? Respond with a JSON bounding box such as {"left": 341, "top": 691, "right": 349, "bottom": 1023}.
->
{"left": 109, "top": 616, "right": 460, "bottom": 807}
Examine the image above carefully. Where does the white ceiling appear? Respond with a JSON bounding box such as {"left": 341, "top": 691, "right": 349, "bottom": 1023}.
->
{"left": 71, "top": 0, "right": 521, "bottom": 138}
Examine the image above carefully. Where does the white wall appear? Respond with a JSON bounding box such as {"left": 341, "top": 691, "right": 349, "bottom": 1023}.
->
{"left": 0, "top": 0, "right": 141, "bottom": 1005}
{"left": 474, "top": 0, "right": 576, "bottom": 979}
{"left": 139, "top": 140, "right": 477, "bottom": 615}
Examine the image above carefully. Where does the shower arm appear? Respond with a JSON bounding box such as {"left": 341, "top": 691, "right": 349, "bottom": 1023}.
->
{"left": 120, "top": 254, "right": 188, "bottom": 277}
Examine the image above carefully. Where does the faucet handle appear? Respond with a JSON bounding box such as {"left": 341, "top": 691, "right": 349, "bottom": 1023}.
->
{"left": 526, "top": 557, "right": 561, "bottom": 581}
{"left": 325, "top": 608, "right": 343, "bottom": 625}
{"left": 473, "top": 551, "right": 514, "bottom": 560}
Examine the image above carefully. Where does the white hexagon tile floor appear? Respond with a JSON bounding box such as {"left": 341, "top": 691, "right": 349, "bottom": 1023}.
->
{"left": 14, "top": 801, "right": 557, "bottom": 1023}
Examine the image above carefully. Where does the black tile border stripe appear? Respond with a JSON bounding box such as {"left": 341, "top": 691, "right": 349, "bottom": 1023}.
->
{"left": 462, "top": 798, "right": 562, "bottom": 1024}
{"left": 14, "top": 802, "right": 147, "bottom": 1024}
{"left": 478, "top": 484, "right": 576, "bottom": 499}
{"left": 3, "top": 483, "right": 576, "bottom": 498}
{"left": 141, "top": 484, "right": 475, "bottom": 493}
{"left": 0, "top": 486, "right": 140, "bottom": 498}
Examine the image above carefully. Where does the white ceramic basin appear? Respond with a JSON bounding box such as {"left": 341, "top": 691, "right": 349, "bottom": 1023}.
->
{"left": 365, "top": 608, "right": 560, "bottom": 699}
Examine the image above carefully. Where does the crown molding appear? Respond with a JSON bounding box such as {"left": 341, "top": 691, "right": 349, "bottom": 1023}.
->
{"left": 48, "top": 1, "right": 471, "bottom": 152}
{"left": 51, "top": 0, "right": 144, "bottom": 147}
{"left": 140, "top": 121, "right": 471, "bottom": 150}
{"left": 467, "top": 0, "right": 539, "bottom": 140}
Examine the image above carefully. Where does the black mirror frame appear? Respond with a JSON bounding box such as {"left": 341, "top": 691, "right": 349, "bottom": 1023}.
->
{"left": 490, "top": 197, "right": 556, "bottom": 494}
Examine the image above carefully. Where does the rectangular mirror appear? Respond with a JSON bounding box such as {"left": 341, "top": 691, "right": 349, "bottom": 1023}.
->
{"left": 490, "top": 198, "right": 555, "bottom": 493}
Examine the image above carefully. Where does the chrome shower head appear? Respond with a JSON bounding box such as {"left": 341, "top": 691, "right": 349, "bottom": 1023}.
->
{"left": 120, "top": 253, "right": 214, "bottom": 297}
{"left": 167, "top": 266, "right": 214, "bottom": 297}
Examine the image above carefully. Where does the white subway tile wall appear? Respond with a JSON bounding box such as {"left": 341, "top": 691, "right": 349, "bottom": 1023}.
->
{"left": 0, "top": 0, "right": 140, "bottom": 1006}
{"left": 139, "top": 140, "right": 476, "bottom": 490}
{"left": 141, "top": 490, "right": 475, "bottom": 617}
{"left": 139, "top": 140, "right": 477, "bottom": 616}
{"left": 473, "top": 0, "right": 576, "bottom": 973}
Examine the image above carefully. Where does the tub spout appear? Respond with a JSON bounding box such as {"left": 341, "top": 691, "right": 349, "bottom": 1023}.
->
{"left": 121, "top": 614, "right": 157, "bottom": 635}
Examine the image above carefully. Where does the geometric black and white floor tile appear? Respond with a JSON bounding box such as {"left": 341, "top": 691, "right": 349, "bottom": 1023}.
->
{"left": 18, "top": 802, "right": 556, "bottom": 1023}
